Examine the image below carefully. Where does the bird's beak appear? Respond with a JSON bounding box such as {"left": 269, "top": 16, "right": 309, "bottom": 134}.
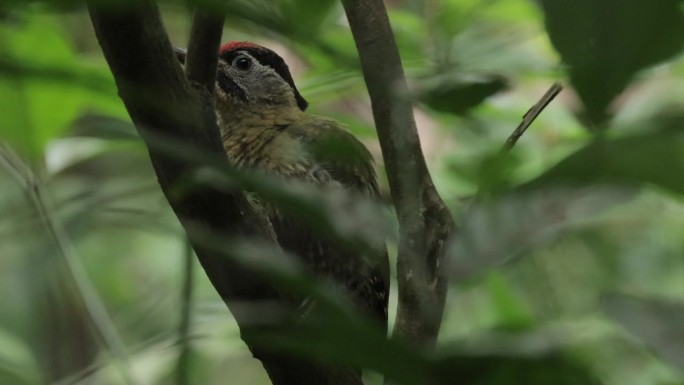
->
{"left": 174, "top": 47, "right": 187, "bottom": 64}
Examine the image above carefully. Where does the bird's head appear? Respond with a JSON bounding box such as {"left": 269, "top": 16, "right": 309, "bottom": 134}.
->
{"left": 216, "top": 42, "right": 307, "bottom": 111}
{"left": 176, "top": 42, "right": 308, "bottom": 132}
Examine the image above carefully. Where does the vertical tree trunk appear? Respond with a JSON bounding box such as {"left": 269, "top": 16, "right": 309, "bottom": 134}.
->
{"left": 341, "top": 0, "right": 454, "bottom": 349}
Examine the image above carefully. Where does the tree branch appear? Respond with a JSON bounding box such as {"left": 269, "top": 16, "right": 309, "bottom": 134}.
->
{"left": 503, "top": 82, "right": 563, "bottom": 151}
{"left": 87, "top": 0, "right": 278, "bottom": 331}
{"left": 175, "top": 239, "right": 194, "bottom": 385}
{"left": 174, "top": 12, "right": 221, "bottom": 385}
{"left": 341, "top": 0, "right": 455, "bottom": 350}
{"left": 185, "top": 11, "right": 224, "bottom": 93}
{"left": 87, "top": 3, "right": 365, "bottom": 384}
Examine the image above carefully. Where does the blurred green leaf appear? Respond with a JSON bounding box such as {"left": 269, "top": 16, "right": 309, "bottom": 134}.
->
{"left": 280, "top": 0, "right": 338, "bottom": 33}
{"left": 184, "top": 231, "right": 429, "bottom": 385}
{"left": 448, "top": 149, "right": 521, "bottom": 197}
{"left": 0, "top": 57, "right": 115, "bottom": 94}
{"left": 419, "top": 73, "right": 509, "bottom": 116}
{"left": 0, "top": 327, "right": 40, "bottom": 385}
{"left": 530, "top": 128, "right": 684, "bottom": 194}
{"left": 0, "top": 13, "right": 124, "bottom": 162}
{"left": 538, "top": 0, "right": 684, "bottom": 127}
{"left": 387, "top": 9, "right": 426, "bottom": 64}
{"left": 447, "top": 186, "right": 635, "bottom": 282}
{"left": 215, "top": 0, "right": 339, "bottom": 42}
{"left": 69, "top": 114, "right": 138, "bottom": 141}
{"left": 485, "top": 272, "right": 535, "bottom": 331}
{"left": 433, "top": 351, "right": 602, "bottom": 385}
{"left": 3, "top": 2, "right": 684, "bottom": 385}
{"left": 248, "top": 316, "right": 429, "bottom": 385}
{"left": 255, "top": 303, "right": 601, "bottom": 385}
{"left": 602, "top": 293, "right": 684, "bottom": 371}
{"left": 428, "top": 0, "right": 481, "bottom": 42}
{"left": 133, "top": 129, "right": 393, "bottom": 255}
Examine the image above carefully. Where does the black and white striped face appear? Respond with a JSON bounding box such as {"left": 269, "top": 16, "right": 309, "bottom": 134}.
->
{"left": 215, "top": 42, "right": 308, "bottom": 115}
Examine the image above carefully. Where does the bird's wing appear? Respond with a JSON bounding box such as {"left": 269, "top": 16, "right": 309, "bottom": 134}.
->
{"left": 287, "top": 115, "right": 381, "bottom": 197}
{"left": 284, "top": 116, "right": 390, "bottom": 325}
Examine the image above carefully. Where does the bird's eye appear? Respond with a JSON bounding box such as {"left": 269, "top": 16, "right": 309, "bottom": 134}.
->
{"left": 232, "top": 55, "right": 253, "bottom": 71}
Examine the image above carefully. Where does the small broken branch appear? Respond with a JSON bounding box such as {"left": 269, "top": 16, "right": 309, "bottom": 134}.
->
{"left": 503, "top": 82, "right": 563, "bottom": 151}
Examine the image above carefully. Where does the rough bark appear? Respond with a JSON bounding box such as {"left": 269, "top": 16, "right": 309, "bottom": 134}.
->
{"left": 341, "top": 0, "right": 455, "bottom": 349}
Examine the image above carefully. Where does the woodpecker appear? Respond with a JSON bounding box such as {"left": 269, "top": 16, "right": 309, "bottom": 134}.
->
{"left": 179, "top": 42, "right": 389, "bottom": 327}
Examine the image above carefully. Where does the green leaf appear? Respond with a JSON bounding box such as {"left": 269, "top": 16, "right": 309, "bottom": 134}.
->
{"left": 433, "top": 352, "right": 602, "bottom": 385}
{"left": 448, "top": 149, "right": 521, "bottom": 197}
{"left": 0, "top": 327, "right": 40, "bottom": 385}
{"left": 602, "top": 293, "right": 684, "bottom": 371}
{"left": 281, "top": 0, "right": 338, "bottom": 33}
{"left": 180, "top": 232, "right": 429, "bottom": 385}
{"left": 447, "top": 186, "right": 635, "bottom": 282}
{"left": 216, "top": 0, "right": 339, "bottom": 40}
{"left": 538, "top": 0, "right": 684, "bottom": 127}
{"left": 450, "top": 127, "right": 684, "bottom": 281}
{"left": 419, "top": 73, "right": 509, "bottom": 116}
{"left": 485, "top": 272, "right": 535, "bottom": 331}
{"left": 0, "top": 13, "right": 123, "bottom": 162}
{"left": 529, "top": 128, "right": 684, "bottom": 194}
{"left": 69, "top": 114, "right": 138, "bottom": 141}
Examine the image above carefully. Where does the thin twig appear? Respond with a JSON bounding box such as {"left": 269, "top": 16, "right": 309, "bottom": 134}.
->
{"left": 0, "top": 144, "right": 139, "bottom": 385}
{"left": 503, "top": 82, "right": 563, "bottom": 151}
{"left": 175, "top": 238, "right": 195, "bottom": 385}
{"left": 0, "top": 142, "right": 33, "bottom": 187}
{"left": 179, "top": 12, "right": 241, "bottom": 384}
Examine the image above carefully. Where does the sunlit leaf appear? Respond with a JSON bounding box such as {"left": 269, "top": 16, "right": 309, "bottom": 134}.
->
{"left": 0, "top": 13, "right": 124, "bottom": 162}
{"left": 0, "top": 57, "right": 115, "bottom": 94}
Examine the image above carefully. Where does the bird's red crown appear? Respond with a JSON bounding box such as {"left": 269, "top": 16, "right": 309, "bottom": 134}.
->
{"left": 219, "top": 41, "right": 261, "bottom": 54}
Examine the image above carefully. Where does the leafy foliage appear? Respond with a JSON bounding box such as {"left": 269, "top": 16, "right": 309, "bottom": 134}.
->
{"left": 2, "top": 1, "right": 684, "bottom": 385}
{"left": 603, "top": 293, "right": 684, "bottom": 372}
{"left": 539, "top": 0, "right": 684, "bottom": 127}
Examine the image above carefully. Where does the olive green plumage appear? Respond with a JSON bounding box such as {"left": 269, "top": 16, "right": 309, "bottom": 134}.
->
{"left": 213, "top": 41, "right": 389, "bottom": 325}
